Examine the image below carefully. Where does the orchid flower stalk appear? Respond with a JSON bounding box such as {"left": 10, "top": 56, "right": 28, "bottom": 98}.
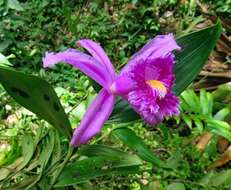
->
{"left": 43, "top": 34, "right": 181, "bottom": 147}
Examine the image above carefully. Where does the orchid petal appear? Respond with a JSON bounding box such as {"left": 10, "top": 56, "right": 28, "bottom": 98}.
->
{"left": 43, "top": 49, "right": 111, "bottom": 89}
{"left": 110, "top": 75, "right": 136, "bottom": 95}
{"left": 71, "top": 89, "right": 115, "bottom": 147}
{"left": 122, "top": 34, "right": 181, "bottom": 73}
{"left": 77, "top": 39, "right": 116, "bottom": 82}
{"left": 158, "top": 92, "right": 179, "bottom": 117}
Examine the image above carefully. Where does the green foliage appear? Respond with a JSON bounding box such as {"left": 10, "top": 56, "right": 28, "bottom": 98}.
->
{"left": 7, "top": 0, "right": 24, "bottom": 11}
{"left": 167, "top": 183, "right": 186, "bottom": 190}
{"left": 0, "top": 53, "right": 13, "bottom": 67}
{"left": 1, "top": 0, "right": 225, "bottom": 71}
{"left": 213, "top": 82, "right": 231, "bottom": 104}
{"left": 56, "top": 145, "right": 142, "bottom": 187}
{"left": 112, "top": 127, "right": 166, "bottom": 168}
{"left": 199, "top": 169, "right": 231, "bottom": 189}
{"left": 0, "top": 0, "right": 162, "bottom": 69}
{"left": 0, "top": 127, "right": 72, "bottom": 190}
{"left": 0, "top": 139, "right": 20, "bottom": 166}
{"left": 203, "top": 0, "right": 231, "bottom": 17}
{"left": 174, "top": 22, "right": 222, "bottom": 94}
{"left": 180, "top": 89, "right": 231, "bottom": 141}
{"left": 0, "top": 0, "right": 230, "bottom": 189}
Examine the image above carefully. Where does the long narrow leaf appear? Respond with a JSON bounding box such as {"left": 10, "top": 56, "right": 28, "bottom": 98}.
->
{"left": 112, "top": 127, "right": 167, "bottom": 168}
{"left": 174, "top": 21, "right": 222, "bottom": 94}
{"left": 79, "top": 144, "right": 142, "bottom": 167}
{"left": 56, "top": 155, "right": 141, "bottom": 187}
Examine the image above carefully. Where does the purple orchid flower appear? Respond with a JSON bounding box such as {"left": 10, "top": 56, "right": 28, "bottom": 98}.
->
{"left": 43, "top": 34, "right": 181, "bottom": 147}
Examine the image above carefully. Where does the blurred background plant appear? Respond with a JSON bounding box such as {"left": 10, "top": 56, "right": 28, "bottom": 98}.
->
{"left": 0, "top": 0, "right": 231, "bottom": 189}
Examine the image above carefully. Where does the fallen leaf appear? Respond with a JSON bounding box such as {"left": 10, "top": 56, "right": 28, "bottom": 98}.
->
{"left": 196, "top": 132, "right": 213, "bottom": 151}
{"left": 208, "top": 145, "right": 231, "bottom": 170}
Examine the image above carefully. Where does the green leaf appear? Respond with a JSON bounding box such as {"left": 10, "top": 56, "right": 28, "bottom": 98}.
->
{"left": 181, "top": 90, "right": 200, "bottom": 113}
{"left": 17, "top": 134, "right": 34, "bottom": 170}
{"left": 167, "top": 183, "right": 186, "bottom": 190}
{"left": 166, "top": 150, "right": 183, "bottom": 169}
{"left": 192, "top": 116, "right": 203, "bottom": 132}
{"left": 1, "top": 175, "right": 39, "bottom": 190}
{"left": 22, "top": 129, "right": 57, "bottom": 190}
{"left": 200, "top": 90, "right": 213, "bottom": 116}
{"left": 214, "top": 107, "right": 230, "bottom": 121}
{"left": 0, "top": 66, "right": 72, "bottom": 138}
{"left": 7, "top": 0, "right": 24, "bottom": 11}
{"left": 213, "top": 83, "right": 231, "bottom": 102}
{"left": 112, "top": 127, "right": 166, "bottom": 168}
{"left": 109, "top": 97, "right": 139, "bottom": 122}
{"left": 0, "top": 157, "right": 23, "bottom": 181}
{"left": 207, "top": 119, "right": 231, "bottom": 142}
{"left": 56, "top": 155, "right": 141, "bottom": 187}
{"left": 38, "top": 129, "right": 55, "bottom": 169}
{"left": 79, "top": 145, "right": 142, "bottom": 167}
{"left": 158, "top": 123, "right": 169, "bottom": 139}
{"left": 50, "top": 130, "right": 62, "bottom": 167}
{"left": 33, "top": 127, "right": 48, "bottom": 148}
{"left": 0, "top": 40, "right": 12, "bottom": 52}
{"left": 0, "top": 53, "right": 13, "bottom": 67}
{"left": 174, "top": 21, "right": 222, "bottom": 94}
{"left": 182, "top": 114, "right": 192, "bottom": 129}
{"left": 199, "top": 170, "right": 231, "bottom": 188}
{"left": 142, "top": 182, "right": 159, "bottom": 190}
{"left": 55, "top": 145, "right": 142, "bottom": 187}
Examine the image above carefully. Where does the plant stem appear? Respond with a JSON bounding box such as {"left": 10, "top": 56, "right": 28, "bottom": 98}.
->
{"left": 49, "top": 146, "right": 74, "bottom": 189}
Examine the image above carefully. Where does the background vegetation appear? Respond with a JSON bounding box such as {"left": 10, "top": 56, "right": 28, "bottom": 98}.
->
{"left": 0, "top": 0, "right": 231, "bottom": 189}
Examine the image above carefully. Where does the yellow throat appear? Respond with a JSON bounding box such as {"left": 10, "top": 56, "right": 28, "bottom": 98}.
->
{"left": 146, "top": 80, "right": 167, "bottom": 98}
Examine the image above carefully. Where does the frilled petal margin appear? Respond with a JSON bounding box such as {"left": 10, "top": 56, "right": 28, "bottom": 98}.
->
{"left": 71, "top": 89, "right": 115, "bottom": 147}
{"left": 77, "top": 39, "right": 116, "bottom": 82}
{"left": 43, "top": 49, "right": 111, "bottom": 89}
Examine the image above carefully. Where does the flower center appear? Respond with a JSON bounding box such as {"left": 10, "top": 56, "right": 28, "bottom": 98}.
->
{"left": 146, "top": 80, "right": 167, "bottom": 98}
